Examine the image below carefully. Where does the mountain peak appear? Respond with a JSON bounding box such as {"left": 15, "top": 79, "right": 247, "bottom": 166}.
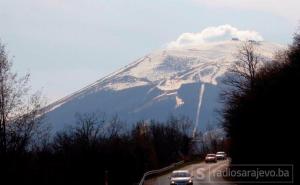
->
{"left": 45, "top": 41, "right": 284, "bottom": 133}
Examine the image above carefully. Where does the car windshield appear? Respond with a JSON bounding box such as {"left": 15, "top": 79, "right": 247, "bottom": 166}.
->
{"left": 172, "top": 172, "right": 190, "bottom": 177}
{"left": 207, "top": 154, "right": 215, "bottom": 157}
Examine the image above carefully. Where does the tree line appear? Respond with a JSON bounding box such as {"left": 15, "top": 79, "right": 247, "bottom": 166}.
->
{"left": 221, "top": 32, "right": 298, "bottom": 182}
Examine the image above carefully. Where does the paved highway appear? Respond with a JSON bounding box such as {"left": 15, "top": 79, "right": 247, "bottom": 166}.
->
{"left": 144, "top": 160, "right": 234, "bottom": 185}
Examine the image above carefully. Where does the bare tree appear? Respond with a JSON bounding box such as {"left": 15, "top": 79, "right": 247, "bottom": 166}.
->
{"left": 106, "top": 114, "right": 124, "bottom": 138}
{"left": 225, "top": 41, "right": 262, "bottom": 91}
{"left": 0, "top": 42, "right": 45, "bottom": 154}
{"left": 74, "top": 113, "right": 104, "bottom": 145}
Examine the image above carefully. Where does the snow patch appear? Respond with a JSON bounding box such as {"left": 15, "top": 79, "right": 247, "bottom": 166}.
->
{"left": 175, "top": 96, "right": 184, "bottom": 108}
{"left": 104, "top": 81, "right": 149, "bottom": 91}
{"left": 193, "top": 83, "right": 206, "bottom": 138}
{"left": 157, "top": 78, "right": 183, "bottom": 91}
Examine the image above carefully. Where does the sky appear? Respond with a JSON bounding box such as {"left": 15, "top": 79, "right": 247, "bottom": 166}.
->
{"left": 0, "top": 0, "right": 299, "bottom": 103}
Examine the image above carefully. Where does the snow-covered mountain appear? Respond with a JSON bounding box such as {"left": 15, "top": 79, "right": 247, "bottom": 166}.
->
{"left": 44, "top": 40, "right": 283, "bottom": 133}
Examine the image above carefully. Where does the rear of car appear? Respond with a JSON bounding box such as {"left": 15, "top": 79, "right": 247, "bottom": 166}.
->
{"left": 205, "top": 154, "right": 217, "bottom": 163}
{"left": 216, "top": 151, "right": 227, "bottom": 160}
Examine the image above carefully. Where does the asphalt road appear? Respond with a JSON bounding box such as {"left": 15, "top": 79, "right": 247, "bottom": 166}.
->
{"left": 144, "top": 160, "right": 234, "bottom": 185}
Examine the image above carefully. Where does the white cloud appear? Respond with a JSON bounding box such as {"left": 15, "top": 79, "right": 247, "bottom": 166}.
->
{"left": 168, "top": 24, "right": 264, "bottom": 48}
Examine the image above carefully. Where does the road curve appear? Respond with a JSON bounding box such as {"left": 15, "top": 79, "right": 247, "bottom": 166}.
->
{"left": 144, "top": 160, "right": 234, "bottom": 185}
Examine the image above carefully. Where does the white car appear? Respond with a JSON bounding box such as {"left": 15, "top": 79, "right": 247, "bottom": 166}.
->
{"left": 216, "top": 151, "right": 227, "bottom": 160}
{"left": 205, "top": 154, "right": 217, "bottom": 163}
{"left": 170, "top": 170, "right": 193, "bottom": 185}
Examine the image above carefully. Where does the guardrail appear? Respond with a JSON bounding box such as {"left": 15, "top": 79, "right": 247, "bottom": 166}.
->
{"left": 138, "top": 160, "right": 185, "bottom": 185}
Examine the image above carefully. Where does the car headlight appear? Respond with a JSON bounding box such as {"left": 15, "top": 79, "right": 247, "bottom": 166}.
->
{"left": 189, "top": 179, "right": 193, "bottom": 183}
{"left": 171, "top": 181, "right": 175, "bottom": 184}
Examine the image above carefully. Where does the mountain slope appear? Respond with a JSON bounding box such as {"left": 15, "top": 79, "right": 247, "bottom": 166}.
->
{"left": 44, "top": 40, "right": 283, "bottom": 132}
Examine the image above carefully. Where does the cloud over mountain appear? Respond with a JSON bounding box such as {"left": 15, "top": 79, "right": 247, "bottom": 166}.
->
{"left": 168, "top": 25, "right": 264, "bottom": 48}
